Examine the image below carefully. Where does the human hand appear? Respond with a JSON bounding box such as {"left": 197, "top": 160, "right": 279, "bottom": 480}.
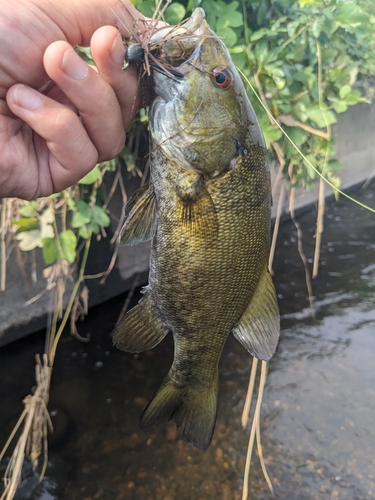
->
{"left": 0, "top": 0, "right": 145, "bottom": 200}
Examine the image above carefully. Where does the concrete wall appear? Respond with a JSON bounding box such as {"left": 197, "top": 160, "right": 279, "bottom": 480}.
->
{"left": 272, "top": 101, "right": 375, "bottom": 218}
{"left": 1, "top": 101, "right": 374, "bottom": 346}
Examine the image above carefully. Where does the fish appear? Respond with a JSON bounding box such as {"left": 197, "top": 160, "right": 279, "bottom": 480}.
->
{"left": 113, "top": 7, "right": 280, "bottom": 450}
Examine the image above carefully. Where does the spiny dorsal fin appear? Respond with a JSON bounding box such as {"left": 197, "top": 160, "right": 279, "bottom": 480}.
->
{"left": 232, "top": 265, "right": 280, "bottom": 361}
{"left": 120, "top": 183, "right": 157, "bottom": 246}
{"left": 113, "top": 288, "right": 168, "bottom": 353}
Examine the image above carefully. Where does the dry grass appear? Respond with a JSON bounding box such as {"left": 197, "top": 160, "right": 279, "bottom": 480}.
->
{"left": 0, "top": 356, "right": 52, "bottom": 500}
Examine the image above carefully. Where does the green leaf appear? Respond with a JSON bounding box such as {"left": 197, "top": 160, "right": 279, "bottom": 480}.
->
{"left": 227, "top": 11, "right": 243, "bottom": 28}
{"left": 165, "top": 3, "right": 186, "bottom": 25}
{"left": 251, "top": 28, "right": 279, "bottom": 42}
{"left": 72, "top": 211, "right": 91, "bottom": 228}
{"left": 284, "top": 127, "right": 308, "bottom": 157}
{"left": 321, "top": 9, "right": 337, "bottom": 35}
{"left": 339, "top": 85, "right": 352, "bottom": 99}
{"left": 292, "top": 67, "right": 316, "bottom": 90}
{"left": 78, "top": 225, "right": 91, "bottom": 239}
{"left": 16, "top": 230, "right": 43, "bottom": 251}
{"left": 218, "top": 27, "right": 237, "bottom": 47}
{"left": 60, "top": 230, "right": 77, "bottom": 263}
{"left": 256, "top": 0, "right": 268, "bottom": 25}
{"left": 18, "top": 201, "right": 39, "bottom": 218}
{"left": 299, "top": 0, "right": 324, "bottom": 6}
{"left": 48, "top": 192, "right": 63, "bottom": 199}
{"left": 292, "top": 102, "right": 308, "bottom": 122}
{"left": 87, "top": 222, "right": 100, "bottom": 234}
{"left": 78, "top": 166, "right": 102, "bottom": 185}
{"left": 92, "top": 205, "right": 111, "bottom": 228}
{"left": 260, "top": 121, "right": 283, "bottom": 147}
{"left": 305, "top": 104, "right": 337, "bottom": 128}
{"left": 327, "top": 159, "right": 343, "bottom": 170}
{"left": 264, "top": 65, "right": 285, "bottom": 78}
{"left": 72, "top": 200, "right": 92, "bottom": 228}
{"left": 42, "top": 238, "right": 60, "bottom": 265}
{"left": 133, "top": 0, "right": 155, "bottom": 18}
{"left": 216, "top": 17, "right": 229, "bottom": 31}
{"left": 332, "top": 100, "right": 348, "bottom": 113}
{"left": 336, "top": 3, "right": 368, "bottom": 30}
{"left": 343, "top": 89, "right": 368, "bottom": 105}
{"left": 231, "top": 52, "right": 247, "bottom": 70}
{"left": 288, "top": 127, "right": 307, "bottom": 147}
{"left": 12, "top": 218, "right": 39, "bottom": 232}
{"left": 39, "top": 208, "right": 55, "bottom": 239}
{"left": 66, "top": 197, "right": 76, "bottom": 209}
{"left": 254, "top": 39, "right": 269, "bottom": 64}
{"left": 186, "top": 0, "right": 202, "bottom": 11}
{"left": 303, "top": 154, "right": 318, "bottom": 180}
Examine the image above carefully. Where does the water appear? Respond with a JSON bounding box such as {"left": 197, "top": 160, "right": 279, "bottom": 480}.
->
{"left": 0, "top": 183, "right": 374, "bottom": 500}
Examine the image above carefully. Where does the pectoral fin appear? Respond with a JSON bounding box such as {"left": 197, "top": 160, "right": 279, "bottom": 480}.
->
{"left": 176, "top": 173, "right": 218, "bottom": 240}
{"left": 232, "top": 266, "right": 280, "bottom": 361}
{"left": 113, "top": 287, "right": 168, "bottom": 352}
{"left": 120, "top": 183, "right": 157, "bottom": 246}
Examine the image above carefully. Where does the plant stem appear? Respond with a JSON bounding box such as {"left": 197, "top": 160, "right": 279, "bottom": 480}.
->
{"left": 313, "top": 176, "right": 325, "bottom": 278}
{"left": 255, "top": 362, "right": 274, "bottom": 495}
{"left": 241, "top": 358, "right": 258, "bottom": 428}
{"left": 49, "top": 236, "right": 92, "bottom": 364}
{"left": 288, "top": 165, "right": 315, "bottom": 312}
{"left": 0, "top": 199, "right": 7, "bottom": 291}
{"left": 61, "top": 191, "right": 67, "bottom": 232}
{"left": 269, "top": 179, "right": 286, "bottom": 273}
{"left": 242, "top": 361, "right": 269, "bottom": 500}
{"left": 313, "top": 42, "right": 330, "bottom": 279}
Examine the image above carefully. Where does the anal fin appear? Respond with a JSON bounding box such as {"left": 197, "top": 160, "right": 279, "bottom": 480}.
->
{"left": 113, "top": 288, "right": 168, "bottom": 353}
{"left": 232, "top": 265, "right": 280, "bottom": 361}
{"left": 120, "top": 183, "right": 157, "bottom": 246}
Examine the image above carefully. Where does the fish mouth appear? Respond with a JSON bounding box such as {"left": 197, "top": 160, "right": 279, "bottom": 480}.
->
{"left": 126, "top": 8, "right": 207, "bottom": 82}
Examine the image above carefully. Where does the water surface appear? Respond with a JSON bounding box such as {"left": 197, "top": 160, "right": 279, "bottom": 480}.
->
{"left": 0, "top": 183, "right": 374, "bottom": 499}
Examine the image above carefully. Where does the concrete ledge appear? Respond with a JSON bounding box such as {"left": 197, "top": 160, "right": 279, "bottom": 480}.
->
{"left": 1, "top": 100, "right": 374, "bottom": 346}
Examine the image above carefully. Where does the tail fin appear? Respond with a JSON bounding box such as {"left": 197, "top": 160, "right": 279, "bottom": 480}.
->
{"left": 140, "top": 376, "right": 218, "bottom": 450}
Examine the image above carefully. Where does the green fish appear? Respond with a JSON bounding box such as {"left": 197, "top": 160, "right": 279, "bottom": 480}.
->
{"left": 114, "top": 8, "right": 280, "bottom": 450}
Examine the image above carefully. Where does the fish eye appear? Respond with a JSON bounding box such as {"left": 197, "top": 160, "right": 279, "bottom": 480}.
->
{"left": 211, "top": 66, "right": 232, "bottom": 90}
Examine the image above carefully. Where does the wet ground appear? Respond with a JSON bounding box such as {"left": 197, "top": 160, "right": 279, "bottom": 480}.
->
{"left": 0, "top": 182, "right": 375, "bottom": 500}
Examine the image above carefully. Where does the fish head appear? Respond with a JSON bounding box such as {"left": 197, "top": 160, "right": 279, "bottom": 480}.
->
{"left": 149, "top": 8, "right": 264, "bottom": 178}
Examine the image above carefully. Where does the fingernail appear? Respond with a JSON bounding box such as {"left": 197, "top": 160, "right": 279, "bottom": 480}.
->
{"left": 110, "top": 33, "right": 125, "bottom": 65}
{"left": 62, "top": 48, "right": 88, "bottom": 80}
{"left": 14, "top": 85, "right": 43, "bottom": 111}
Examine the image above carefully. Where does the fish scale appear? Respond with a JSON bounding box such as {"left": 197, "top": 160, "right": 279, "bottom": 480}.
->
{"left": 114, "top": 8, "right": 280, "bottom": 449}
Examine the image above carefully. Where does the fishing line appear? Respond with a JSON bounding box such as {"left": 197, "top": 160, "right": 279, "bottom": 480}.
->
{"left": 237, "top": 67, "right": 375, "bottom": 215}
